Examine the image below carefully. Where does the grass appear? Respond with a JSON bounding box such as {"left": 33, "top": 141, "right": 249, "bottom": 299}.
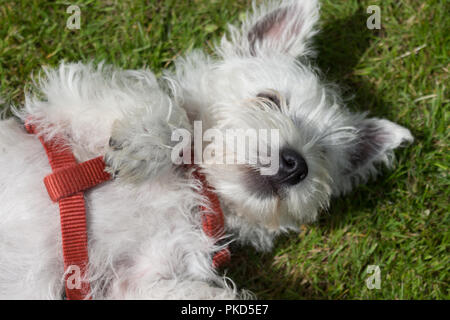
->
{"left": 0, "top": 0, "right": 448, "bottom": 299}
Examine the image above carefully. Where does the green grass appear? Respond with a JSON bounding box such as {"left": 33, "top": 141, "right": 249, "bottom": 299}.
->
{"left": 0, "top": 0, "right": 448, "bottom": 299}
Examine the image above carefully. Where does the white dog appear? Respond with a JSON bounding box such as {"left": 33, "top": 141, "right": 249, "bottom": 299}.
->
{"left": 0, "top": 0, "right": 412, "bottom": 299}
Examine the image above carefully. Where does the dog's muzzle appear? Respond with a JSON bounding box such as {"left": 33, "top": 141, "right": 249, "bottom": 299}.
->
{"left": 269, "top": 148, "right": 308, "bottom": 187}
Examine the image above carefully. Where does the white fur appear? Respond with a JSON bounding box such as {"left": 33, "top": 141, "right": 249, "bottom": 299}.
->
{"left": 0, "top": 65, "right": 237, "bottom": 299}
{"left": 0, "top": 0, "right": 412, "bottom": 299}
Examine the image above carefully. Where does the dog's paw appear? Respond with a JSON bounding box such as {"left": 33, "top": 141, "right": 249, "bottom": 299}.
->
{"left": 105, "top": 113, "right": 178, "bottom": 184}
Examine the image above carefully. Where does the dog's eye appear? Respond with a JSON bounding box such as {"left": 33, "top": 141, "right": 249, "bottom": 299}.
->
{"left": 257, "top": 92, "right": 281, "bottom": 109}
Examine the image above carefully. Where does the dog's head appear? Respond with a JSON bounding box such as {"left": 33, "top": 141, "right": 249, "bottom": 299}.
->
{"left": 171, "top": 0, "right": 413, "bottom": 245}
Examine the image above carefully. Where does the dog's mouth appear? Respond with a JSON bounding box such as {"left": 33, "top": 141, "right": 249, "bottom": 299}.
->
{"left": 243, "top": 147, "right": 309, "bottom": 198}
{"left": 244, "top": 166, "right": 280, "bottom": 199}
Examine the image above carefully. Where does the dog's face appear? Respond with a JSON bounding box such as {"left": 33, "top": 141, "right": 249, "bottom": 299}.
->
{"left": 198, "top": 57, "right": 334, "bottom": 230}
{"left": 173, "top": 0, "right": 413, "bottom": 235}
{"left": 196, "top": 1, "right": 331, "bottom": 231}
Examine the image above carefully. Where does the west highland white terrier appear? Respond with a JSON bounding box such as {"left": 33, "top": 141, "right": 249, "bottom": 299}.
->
{"left": 0, "top": 0, "right": 413, "bottom": 299}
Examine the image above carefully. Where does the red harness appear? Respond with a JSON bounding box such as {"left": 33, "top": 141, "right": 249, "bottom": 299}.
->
{"left": 25, "top": 123, "right": 230, "bottom": 300}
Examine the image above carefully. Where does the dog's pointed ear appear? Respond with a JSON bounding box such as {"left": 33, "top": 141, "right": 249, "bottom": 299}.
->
{"left": 222, "top": 0, "right": 320, "bottom": 57}
{"left": 339, "top": 117, "right": 413, "bottom": 189}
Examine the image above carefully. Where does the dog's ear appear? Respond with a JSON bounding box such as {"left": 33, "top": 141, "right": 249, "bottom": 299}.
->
{"left": 222, "top": 0, "right": 320, "bottom": 57}
{"left": 337, "top": 117, "right": 413, "bottom": 191}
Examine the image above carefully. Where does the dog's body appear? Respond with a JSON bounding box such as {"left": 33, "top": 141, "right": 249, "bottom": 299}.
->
{"left": 0, "top": 67, "right": 235, "bottom": 299}
{"left": 0, "top": 0, "right": 412, "bottom": 299}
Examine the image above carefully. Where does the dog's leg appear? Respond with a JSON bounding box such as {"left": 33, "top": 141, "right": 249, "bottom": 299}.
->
{"left": 105, "top": 97, "right": 191, "bottom": 184}
{"left": 109, "top": 277, "right": 237, "bottom": 300}
{"left": 0, "top": 119, "right": 65, "bottom": 299}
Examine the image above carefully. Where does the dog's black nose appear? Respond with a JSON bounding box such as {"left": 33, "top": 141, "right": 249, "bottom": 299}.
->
{"left": 272, "top": 148, "right": 308, "bottom": 186}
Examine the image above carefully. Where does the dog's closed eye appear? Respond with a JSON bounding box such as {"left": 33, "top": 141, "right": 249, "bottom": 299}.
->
{"left": 256, "top": 92, "right": 282, "bottom": 109}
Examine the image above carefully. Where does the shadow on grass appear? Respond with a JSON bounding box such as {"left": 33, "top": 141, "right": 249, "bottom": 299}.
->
{"left": 228, "top": 9, "right": 400, "bottom": 299}
{"left": 314, "top": 9, "right": 388, "bottom": 116}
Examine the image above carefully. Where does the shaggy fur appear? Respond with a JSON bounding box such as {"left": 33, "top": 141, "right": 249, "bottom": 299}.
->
{"left": 0, "top": 0, "right": 412, "bottom": 299}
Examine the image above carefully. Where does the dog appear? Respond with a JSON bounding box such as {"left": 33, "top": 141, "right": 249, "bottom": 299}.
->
{"left": 0, "top": 0, "right": 413, "bottom": 299}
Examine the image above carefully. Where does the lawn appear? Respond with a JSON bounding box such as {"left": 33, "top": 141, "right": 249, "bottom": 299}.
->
{"left": 0, "top": 0, "right": 448, "bottom": 299}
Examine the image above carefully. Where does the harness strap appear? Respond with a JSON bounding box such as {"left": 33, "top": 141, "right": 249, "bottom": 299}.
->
{"left": 26, "top": 123, "right": 110, "bottom": 300}
{"left": 44, "top": 157, "right": 110, "bottom": 202}
{"left": 193, "top": 169, "right": 231, "bottom": 268}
